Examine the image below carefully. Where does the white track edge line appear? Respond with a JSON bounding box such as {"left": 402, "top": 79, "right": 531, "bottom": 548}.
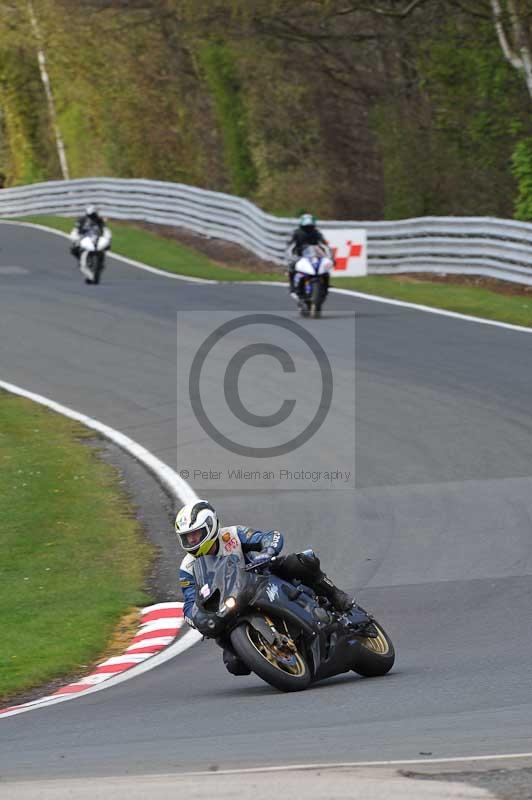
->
{"left": 2, "top": 219, "right": 531, "bottom": 334}
{"left": 246, "top": 280, "right": 532, "bottom": 334}
{"left": 0, "top": 377, "right": 200, "bottom": 718}
{"left": 181, "top": 751, "right": 532, "bottom": 776}
{"left": 0, "top": 379, "right": 197, "bottom": 503}
{"left": 0, "top": 220, "right": 216, "bottom": 283}
{"left": 331, "top": 286, "right": 532, "bottom": 334}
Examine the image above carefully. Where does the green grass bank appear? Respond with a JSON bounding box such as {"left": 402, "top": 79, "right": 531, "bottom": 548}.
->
{"left": 0, "top": 391, "right": 152, "bottom": 701}
{"left": 10, "top": 216, "right": 532, "bottom": 328}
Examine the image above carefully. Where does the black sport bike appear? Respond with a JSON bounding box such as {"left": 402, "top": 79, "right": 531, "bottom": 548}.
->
{"left": 191, "top": 553, "right": 395, "bottom": 692}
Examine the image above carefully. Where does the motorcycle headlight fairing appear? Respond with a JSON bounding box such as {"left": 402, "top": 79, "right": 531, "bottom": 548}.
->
{"left": 220, "top": 597, "right": 237, "bottom": 614}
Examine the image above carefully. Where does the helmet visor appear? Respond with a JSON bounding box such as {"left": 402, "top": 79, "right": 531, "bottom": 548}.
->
{"left": 178, "top": 525, "right": 211, "bottom": 552}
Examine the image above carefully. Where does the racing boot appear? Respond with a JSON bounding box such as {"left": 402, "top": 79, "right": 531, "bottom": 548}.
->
{"left": 288, "top": 266, "right": 298, "bottom": 299}
{"left": 295, "top": 550, "right": 353, "bottom": 613}
{"left": 313, "top": 573, "right": 353, "bottom": 613}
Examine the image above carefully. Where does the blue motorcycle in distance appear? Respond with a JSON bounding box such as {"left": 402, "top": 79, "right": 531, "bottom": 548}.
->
{"left": 293, "top": 245, "right": 333, "bottom": 319}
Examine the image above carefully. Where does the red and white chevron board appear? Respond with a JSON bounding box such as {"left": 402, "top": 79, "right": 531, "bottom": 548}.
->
{"left": 0, "top": 602, "right": 184, "bottom": 716}
{"left": 327, "top": 228, "right": 367, "bottom": 277}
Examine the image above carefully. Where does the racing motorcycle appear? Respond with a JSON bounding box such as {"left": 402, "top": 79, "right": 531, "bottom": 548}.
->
{"left": 293, "top": 245, "right": 334, "bottom": 319}
{"left": 69, "top": 224, "right": 112, "bottom": 285}
{"left": 191, "top": 553, "right": 395, "bottom": 692}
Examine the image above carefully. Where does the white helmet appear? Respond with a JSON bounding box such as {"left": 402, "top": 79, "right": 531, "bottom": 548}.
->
{"left": 85, "top": 204, "right": 98, "bottom": 216}
{"left": 175, "top": 500, "right": 219, "bottom": 556}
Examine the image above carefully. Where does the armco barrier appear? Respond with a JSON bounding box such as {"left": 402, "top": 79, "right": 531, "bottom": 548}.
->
{"left": 1, "top": 177, "right": 531, "bottom": 284}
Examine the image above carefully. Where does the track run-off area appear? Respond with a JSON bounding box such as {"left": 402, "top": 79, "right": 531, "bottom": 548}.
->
{"left": 1, "top": 223, "right": 532, "bottom": 791}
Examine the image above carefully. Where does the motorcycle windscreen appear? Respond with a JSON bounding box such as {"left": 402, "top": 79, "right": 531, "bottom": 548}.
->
{"left": 192, "top": 554, "right": 242, "bottom": 605}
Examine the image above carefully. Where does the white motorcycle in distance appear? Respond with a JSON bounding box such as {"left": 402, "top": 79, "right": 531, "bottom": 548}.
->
{"left": 292, "top": 244, "right": 333, "bottom": 319}
{"left": 70, "top": 224, "right": 112, "bottom": 285}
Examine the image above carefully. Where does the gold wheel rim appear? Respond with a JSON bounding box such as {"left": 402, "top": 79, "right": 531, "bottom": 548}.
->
{"left": 360, "top": 625, "right": 389, "bottom": 655}
{"left": 246, "top": 626, "right": 306, "bottom": 677}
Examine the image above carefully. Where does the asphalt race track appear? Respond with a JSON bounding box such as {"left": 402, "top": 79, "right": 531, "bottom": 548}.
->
{"left": 1, "top": 223, "right": 532, "bottom": 780}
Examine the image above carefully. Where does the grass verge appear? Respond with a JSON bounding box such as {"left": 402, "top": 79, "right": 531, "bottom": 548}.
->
{"left": 334, "top": 275, "right": 532, "bottom": 328}
{"left": 9, "top": 216, "right": 532, "bottom": 328}
{"left": 0, "top": 391, "right": 152, "bottom": 701}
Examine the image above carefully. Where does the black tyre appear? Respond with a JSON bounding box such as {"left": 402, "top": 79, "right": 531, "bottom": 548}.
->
{"left": 230, "top": 621, "right": 311, "bottom": 692}
{"left": 93, "top": 254, "right": 104, "bottom": 285}
{"left": 85, "top": 253, "right": 95, "bottom": 283}
{"left": 351, "top": 620, "right": 395, "bottom": 677}
{"left": 299, "top": 301, "right": 310, "bottom": 318}
{"left": 80, "top": 254, "right": 93, "bottom": 284}
{"left": 310, "top": 282, "right": 323, "bottom": 318}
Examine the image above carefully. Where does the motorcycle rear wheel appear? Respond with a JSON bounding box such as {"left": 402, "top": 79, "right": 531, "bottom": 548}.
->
{"left": 230, "top": 621, "right": 311, "bottom": 692}
{"left": 351, "top": 621, "right": 395, "bottom": 677}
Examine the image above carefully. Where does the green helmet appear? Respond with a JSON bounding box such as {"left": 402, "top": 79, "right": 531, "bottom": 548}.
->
{"left": 299, "top": 213, "right": 316, "bottom": 229}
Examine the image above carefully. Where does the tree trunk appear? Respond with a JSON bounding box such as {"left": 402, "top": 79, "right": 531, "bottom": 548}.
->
{"left": 27, "top": 0, "right": 70, "bottom": 179}
{"left": 490, "top": 0, "right": 532, "bottom": 102}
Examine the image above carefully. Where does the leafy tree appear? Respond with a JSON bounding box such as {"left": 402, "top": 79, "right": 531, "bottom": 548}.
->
{"left": 512, "top": 137, "right": 532, "bottom": 219}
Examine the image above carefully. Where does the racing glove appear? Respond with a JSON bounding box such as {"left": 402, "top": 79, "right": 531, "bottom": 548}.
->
{"left": 247, "top": 547, "right": 277, "bottom": 567}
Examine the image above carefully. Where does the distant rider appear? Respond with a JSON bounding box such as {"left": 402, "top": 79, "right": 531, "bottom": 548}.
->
{"left": 176, "top": 499, "right": 353, "bottom": 675}
{"left": 286, "top": 213, "right": 331, "bottom": 296}
{"left": 70, "top": 205, "right": 108, "bottom": 261}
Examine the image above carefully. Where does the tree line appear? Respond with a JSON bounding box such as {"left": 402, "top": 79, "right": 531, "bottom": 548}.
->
{"left": 0, "top": 0, "right": 530, "bottom": 220}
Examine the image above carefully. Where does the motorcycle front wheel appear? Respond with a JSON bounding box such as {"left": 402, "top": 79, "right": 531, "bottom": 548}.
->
{"left": 80, "top": 252, "right": 93, "bottom": 284}
{"left": 310, "top": 281, "right": 323, "bottom": 318}
{"left": 351, "top": 620, "right": 395, "bottom": 677}
{"left": 298, "top": 299, "right": 310, "bottom": 318}
{"left": 230, "top": 621, "right": 311, "bottom": 692}
{"left": 93, "top": 253, "right": 104, "bottom": 285}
